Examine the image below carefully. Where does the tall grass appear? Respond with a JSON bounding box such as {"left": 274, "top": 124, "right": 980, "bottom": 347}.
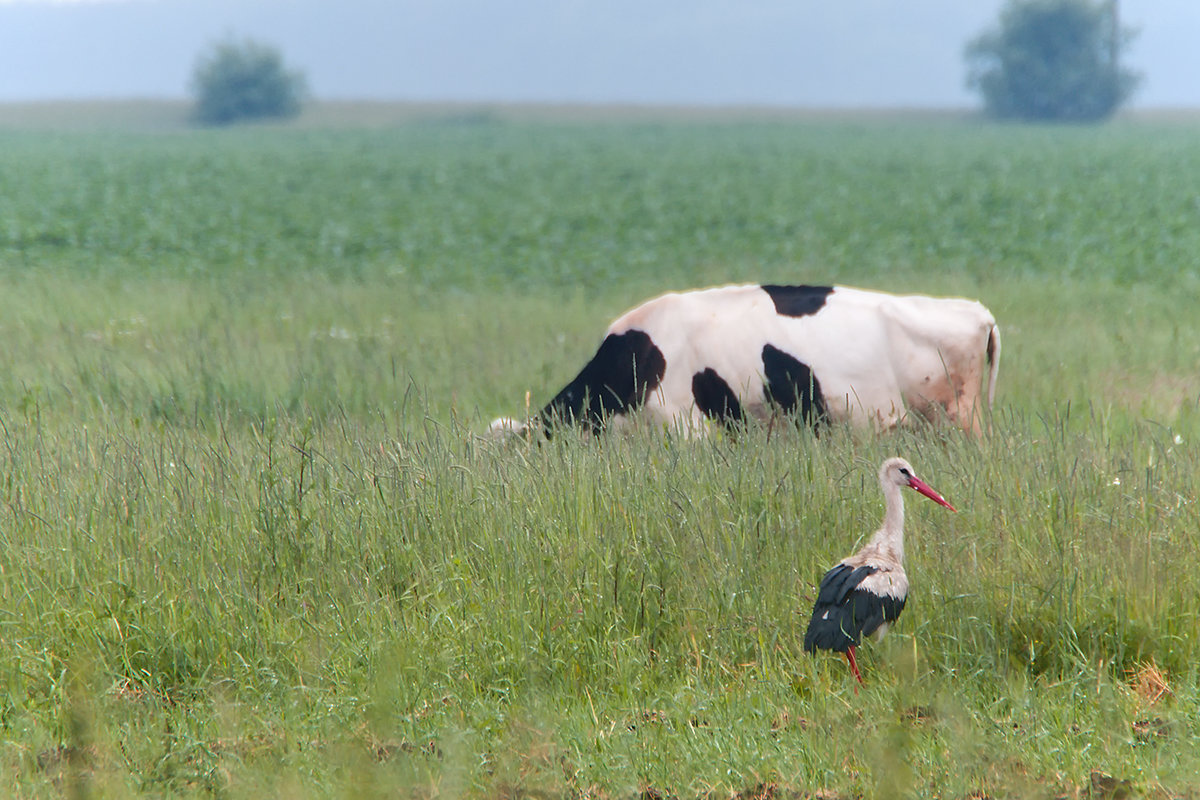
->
{"left": 4, "top": 410, "right": 1198, "bottom": 796}
{"left": 0, "top": 108, "right": 1198, "bottom": 797}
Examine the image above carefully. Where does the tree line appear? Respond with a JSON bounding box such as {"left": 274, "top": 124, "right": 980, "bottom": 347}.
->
{"left": 188, "top": 0, "right": 1139, "bottom": 126}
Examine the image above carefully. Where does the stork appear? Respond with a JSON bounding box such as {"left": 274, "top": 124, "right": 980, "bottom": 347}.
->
{"left": 803, "top": 457, "right": 956, "bottom": 686}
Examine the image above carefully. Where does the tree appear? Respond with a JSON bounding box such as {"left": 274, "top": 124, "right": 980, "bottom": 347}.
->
{"left": 190, "top": 37, "right": 308, "bottom": 125}
{"left": 965, "top": 0, "right": 1140, "bottom": 122}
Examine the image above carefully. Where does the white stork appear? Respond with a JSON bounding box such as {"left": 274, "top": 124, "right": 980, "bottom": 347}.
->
{"left": 803, "top": 457, "right": 956, "bottom": 686}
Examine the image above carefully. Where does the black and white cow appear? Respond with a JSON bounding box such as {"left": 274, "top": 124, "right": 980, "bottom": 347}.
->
{"left": 488, "top": 283, "right": 1000, "bottom": 437}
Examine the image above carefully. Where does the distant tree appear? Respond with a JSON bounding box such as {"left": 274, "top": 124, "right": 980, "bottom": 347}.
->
{"left": 965, "top": 0, "right": 1140, "bottom": 122}
{"left": 190, "top": 37, "right": 307, "bottom": 125}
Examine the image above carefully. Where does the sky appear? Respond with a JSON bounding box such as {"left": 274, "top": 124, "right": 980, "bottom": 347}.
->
{"left": 0, "top": 0, "right": 1196, "bottom": 108}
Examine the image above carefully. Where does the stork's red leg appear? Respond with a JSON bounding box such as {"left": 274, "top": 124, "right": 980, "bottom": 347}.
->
{"left": 845, "top": 646, "right": 864, "bottom": 688}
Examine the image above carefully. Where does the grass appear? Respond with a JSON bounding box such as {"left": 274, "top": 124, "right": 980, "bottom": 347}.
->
{"left": 0, "top": 103, "right": 1198, "bottom": 797}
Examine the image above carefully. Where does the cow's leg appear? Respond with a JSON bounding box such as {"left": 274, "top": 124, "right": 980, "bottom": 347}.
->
{"left": 953, "top": 381, "right": 986, "bottom": 435}
{"left": 923, "top": 371, "right": 984, "bottom": 434}
{"left": 761, "top": 344, "right": 827, "bottom": 428}
{"left": 691, "top": 367, "right": 746, "bottom": 430}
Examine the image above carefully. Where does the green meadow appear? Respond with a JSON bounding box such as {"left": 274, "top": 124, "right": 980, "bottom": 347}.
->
{"left": 1, "top": 104, "right": 1198, "bottom": 798}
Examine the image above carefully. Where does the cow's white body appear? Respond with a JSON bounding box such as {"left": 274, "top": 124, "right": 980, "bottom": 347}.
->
{"left": 489, "top": 283, "right": 1000, "bottom": 437}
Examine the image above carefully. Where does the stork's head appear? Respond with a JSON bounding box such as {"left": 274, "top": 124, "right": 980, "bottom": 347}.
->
{"left": 880, "top": 457, "right": 956, "bottom": 512}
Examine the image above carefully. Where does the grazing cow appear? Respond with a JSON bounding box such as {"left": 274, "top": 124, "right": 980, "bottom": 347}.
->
{"left": 488, "top": 283, "right": 1000, "bottom": 438}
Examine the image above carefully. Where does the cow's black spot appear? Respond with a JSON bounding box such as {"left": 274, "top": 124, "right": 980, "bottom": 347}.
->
{"left": 761, "top": 284, "right": 834, "bottom": 318}
{"left": 538, "top": 329, "right": 666, "bottom": 433}
{"left": 691, "top": 368, "right": 744, "bottom": 425}
{"left": 762, "top": 344, "right": 827, "bottom": 426}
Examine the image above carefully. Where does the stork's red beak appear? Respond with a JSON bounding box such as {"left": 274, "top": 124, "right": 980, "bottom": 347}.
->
{"left": 907, "top": 476, "right": 956, "bottom": 512}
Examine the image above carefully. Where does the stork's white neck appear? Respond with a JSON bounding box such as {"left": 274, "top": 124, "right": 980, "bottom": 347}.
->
{"left": 868, "top": 479, "right": 906, "bottom": 564}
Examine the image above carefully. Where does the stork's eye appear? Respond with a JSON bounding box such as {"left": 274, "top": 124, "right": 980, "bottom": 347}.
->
{"left": 899, "top": 468, "right": 911, "bottom": 476}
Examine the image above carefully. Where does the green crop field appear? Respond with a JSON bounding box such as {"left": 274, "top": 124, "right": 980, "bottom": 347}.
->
{"left": 1, "top": 103, "right": 1198, "bottom": 799}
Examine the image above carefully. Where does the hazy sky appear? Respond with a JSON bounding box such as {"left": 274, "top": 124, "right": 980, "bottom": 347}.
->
{"left": 1, "top": 0, "right": 1196, "bottom": 107}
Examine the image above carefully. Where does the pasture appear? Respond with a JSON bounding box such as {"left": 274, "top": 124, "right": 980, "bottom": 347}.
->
{"left": 0, "top": 104, "right": 1198, "bottom": 798}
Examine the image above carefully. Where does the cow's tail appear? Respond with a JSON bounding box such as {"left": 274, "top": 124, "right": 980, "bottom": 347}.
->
{"left": 985, "top": 323, "right": 1001, "bottom": 409}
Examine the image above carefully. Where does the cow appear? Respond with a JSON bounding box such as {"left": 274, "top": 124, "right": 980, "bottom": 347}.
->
{"left": 488, "top": 283, "right": 1000, "bottom": 438}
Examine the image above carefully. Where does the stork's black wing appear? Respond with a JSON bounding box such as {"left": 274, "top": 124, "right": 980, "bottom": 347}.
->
{"left": 803, "top": 563, "right": 906, "bottom": 653}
